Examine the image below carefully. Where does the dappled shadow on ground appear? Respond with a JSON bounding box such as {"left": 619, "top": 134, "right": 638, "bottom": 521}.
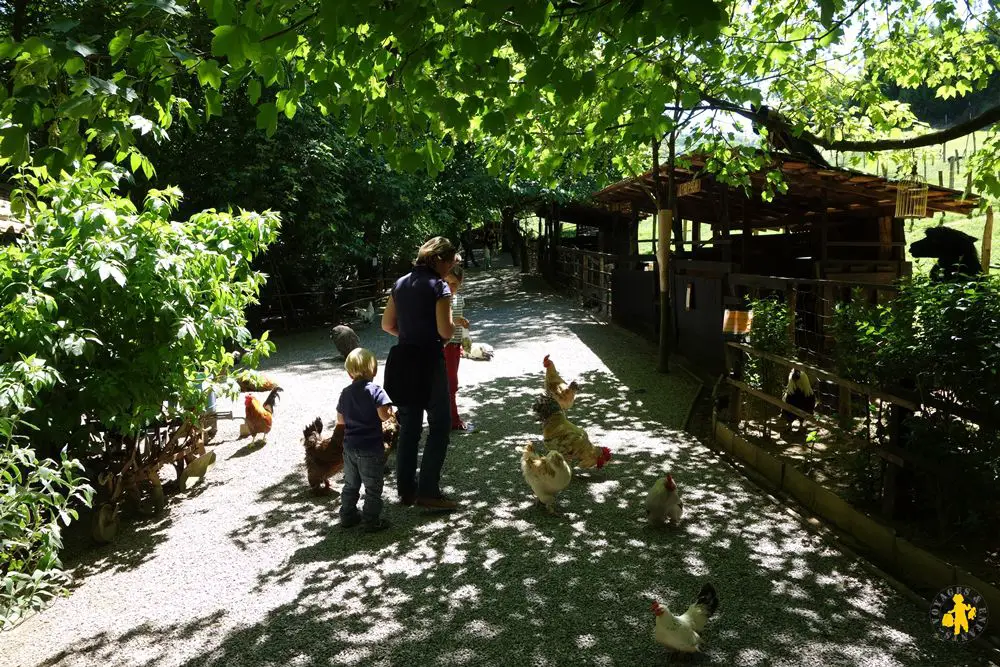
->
{"left": 61, "top": 474, "right": 221, "bottom": 585}
{"left": 14, "top": 266, "right": 994, "bottom": 667}
{"left": 47, "top": 370, "right": 989, "bottom": 666}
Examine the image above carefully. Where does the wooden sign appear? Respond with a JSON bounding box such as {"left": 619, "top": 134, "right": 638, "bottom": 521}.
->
{"left": 677, "top": 179, "right": 702, "bottom": 197}
{"left": 722, "top": 308, "right": 752, "bottom": 335}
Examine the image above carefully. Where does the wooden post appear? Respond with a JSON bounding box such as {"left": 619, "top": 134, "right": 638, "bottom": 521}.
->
{"left": 983, "top": 206, "right": 993, "bottom": 273}
{"left": 786, "top": 284, "right": 797, "bottom": 346}
{"left": 878, "top": 216, "right": 893, "bottom": 261}
{"left": 838, "top": 385, "right": 853, "bottom": 429}
{"left": 599, "top": 254, "right": 606, "bottom": 314}
{"left": 722, "top": 190, "right": 733, "bottom": 264}
{"left": 938, "top": 171, "right": 944, "bottom": 187}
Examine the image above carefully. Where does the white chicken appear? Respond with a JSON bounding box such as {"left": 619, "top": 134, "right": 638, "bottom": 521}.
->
{"left": 651, "top": 583, "right": 719, "bottom": 653}
{"left": 460, "top": 327, "right": 494, "bottom": 360}
{"left": 644, "top": 474, "right": 683, "bottom": 526}
{"left": 520, "top": 442, "right": 572, "bottom": 514}
{"left": 353, "top": 300, "right": 375, "bottom": 326}
{"left": 466, "top": 342, "right": 495, "bottom": 361}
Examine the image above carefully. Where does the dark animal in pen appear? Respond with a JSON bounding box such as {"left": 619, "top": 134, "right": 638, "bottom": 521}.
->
{"left": 330, "top": 324, "right": 361, "bottom": 359}
{"left": 781, "top": 368, "right": 816, "bottom": 429}
{"left": 908, "top": 226, "right": 982, "bottom": 281}
{"left": 751, "top": 105, "right": 830, "bottom": 167}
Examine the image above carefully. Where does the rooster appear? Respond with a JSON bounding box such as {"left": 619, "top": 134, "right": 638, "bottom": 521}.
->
{"left": 303, "top": 417, "right": 345, "bottom": 494}
{"left": 532, "top": 394, "right": 611, "bottom": 470}
{"left": 521, "top": 442, "right": 572, "bottom": 514}
{"left": 543, "top": 354, "right": 579, "bottom": 411}
{"left": 645, "top": 474, "right": 683, "bottom": 526}
{"left": 781, "top": 368, "right": 816, "bottom": 429}
{"left": 651, "top": 583, "right": 720, "bottom": 654}
{"left": 240, "top": 387, "right": 282, "bottom": 439}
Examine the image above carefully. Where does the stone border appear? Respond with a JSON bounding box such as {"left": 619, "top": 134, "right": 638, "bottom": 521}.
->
{"left": 713, "top": 420, "right": 1000, "bottom": 652}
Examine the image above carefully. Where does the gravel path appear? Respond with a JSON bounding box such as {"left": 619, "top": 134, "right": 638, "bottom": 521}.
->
{"left": 2, "top": 266, "right": 994, "bottom": 667}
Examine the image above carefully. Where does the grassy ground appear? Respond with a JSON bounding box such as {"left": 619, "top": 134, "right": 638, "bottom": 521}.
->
{"left": 3, "top": 264, "right": 993, "bottom": 667}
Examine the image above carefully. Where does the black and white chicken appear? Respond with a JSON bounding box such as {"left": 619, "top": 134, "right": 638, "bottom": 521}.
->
{"left": 651, "top": 582, "right": 720, "bottom": 653}
{"left": 781, "top": 368, "right": 816, "bottom": 429}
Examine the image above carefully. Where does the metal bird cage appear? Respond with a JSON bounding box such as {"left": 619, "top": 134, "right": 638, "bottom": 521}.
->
{"left": 894, "top": 167, "right": 928, "bottom": 219}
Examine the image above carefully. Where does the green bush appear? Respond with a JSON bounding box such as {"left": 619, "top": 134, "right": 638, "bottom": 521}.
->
{"left": 0, "top": 166, "right": 279, "bottom": 625}
{"left": 746, "top": 296, "right": 794, "bottom": 398}
{"left": 1, "top": 358, "right": 93, "bottom": 630}
{"left": 830, "top": 275, "right": 1000, "bottom": 529}
{"left": 1, "top": 165, "right": 280, "bottom": 457}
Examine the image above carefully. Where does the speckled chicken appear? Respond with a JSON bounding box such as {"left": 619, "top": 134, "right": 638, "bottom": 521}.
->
{"left": 521, "top": 442, "right": 572, "bottom": 513}
{"left": 531, "top": 394, "right": 611, "bottom": 470}
{"left": 543, "top": 354, "right": 579, "bottom": 410}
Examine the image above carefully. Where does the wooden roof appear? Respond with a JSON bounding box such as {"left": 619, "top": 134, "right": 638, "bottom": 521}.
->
{"left": 591, "top": 154, "right": 979, "bottom": 229}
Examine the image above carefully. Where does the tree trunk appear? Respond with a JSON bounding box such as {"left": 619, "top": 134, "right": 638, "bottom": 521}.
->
{"left": 652, "top": 137, "right": 675, "bottom": 373}
{"left": 12, "top": 0, "right": 28, "bottom": 42}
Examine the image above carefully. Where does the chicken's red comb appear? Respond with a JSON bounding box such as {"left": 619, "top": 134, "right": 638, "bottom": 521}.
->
{"left": 596, "top": 447, "right": 612, "bottom": 468}
{"left": 650, "top": 600, "right": 661, "bottom": 612}
{"left": 543, "top": 354, "right": 551, "bottom": 367}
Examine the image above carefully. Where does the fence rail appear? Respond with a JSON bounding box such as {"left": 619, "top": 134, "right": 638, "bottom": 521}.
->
{"left": 721, "top": 340, "right": 992, "bottom": 519}
{"left": 729, "top": 273, "right": 901, "bottom": 366}
{"left": 555, "top": 246, "right": 614, "bottom": 317}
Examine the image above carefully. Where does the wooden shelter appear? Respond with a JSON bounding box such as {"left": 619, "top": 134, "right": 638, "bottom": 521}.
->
{"left": 537, "top": 154, "right": 979, "bottom": 373}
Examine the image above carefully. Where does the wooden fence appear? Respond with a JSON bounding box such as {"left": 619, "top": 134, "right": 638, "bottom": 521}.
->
{"left": 728, "top": 273, "right": 901, "bottom": 366}
{"left": 254, "top": 278, "right": 390, "bottom": 332}
{"left": 554, "top": 246, "right": 616, "bottom": 317}
{"left": 722, "top": 340, "right": 993, "bottom": 520}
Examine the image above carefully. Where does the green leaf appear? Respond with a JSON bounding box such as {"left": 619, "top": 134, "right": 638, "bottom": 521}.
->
{"left": 205, "top": 89, "right": 223, "bottom": 119}
{"left": 0, "top": 126, "right": 29, "bottom": 167}
{"left": 66, "top": 39, "right": 96, "bottom": 59}
{"left": 247, "top": 79, "right": 262, "bottom": 105}
{"left": 819, "top": 0, "right": 835, "bottom": 28}
{"left": 256, "top": 102, "right": 278, "bottom": 137}
{"left": 197, "top": 60, "right": 224, "bottom": 90}
{"left": 64, "top": 57, "right": 85, "bottom": 75}
{"left": 482, "top": 110, "right": 506, "bottom": 135}
{"left": 109, "top": 29, "right": 132, "bottom": 60}
{"left": 211, "top": 25, "right": 250, "bottom": 68}
{"left": 680, "top": 89, "right": 702, "bottom": 109}
{"left": 129, "top": 115, "right": 154, "bottom": 136}
{"left": 399, "top": 149, "right": 424, "bottom": 173}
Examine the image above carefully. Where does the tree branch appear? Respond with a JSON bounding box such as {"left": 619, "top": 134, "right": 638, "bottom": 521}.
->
{"left": 259, "top": 10, "right": 319, "bottom": 43}
{"left": 700, "top": 93, "right": 1000, "bottom": 152}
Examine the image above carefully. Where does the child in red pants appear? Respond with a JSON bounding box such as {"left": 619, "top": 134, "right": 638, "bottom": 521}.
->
{"left": 444, "top": 264, "right": 472, "bottom": 431}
